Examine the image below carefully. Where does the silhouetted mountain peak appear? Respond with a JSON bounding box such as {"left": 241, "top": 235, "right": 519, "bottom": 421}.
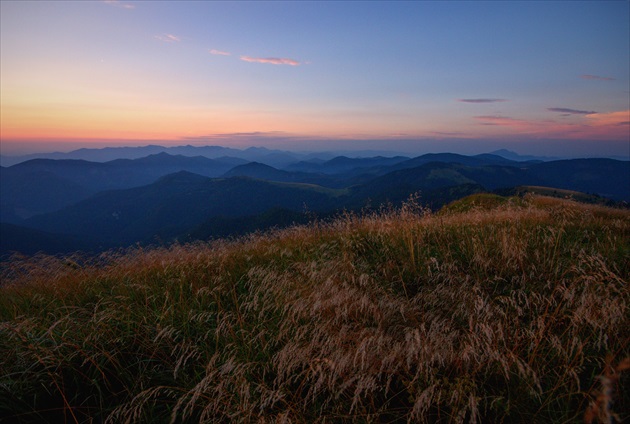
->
{"left": 11, "top": 158, "right": 97, "bottom": 169}
{"left": 489, "top": 149, "right": 558, "bottom": 162}
{"left": 131, "top": 152, "right": 217, "bottom": 165}
{"left": 223, "top": 162, "right": 287, "bottom": 179}
{"left": 147, "top": 152, "right": 171, "bottom": 159}
{"left": 236, "top": 161, "right": 274, "bottom": 170}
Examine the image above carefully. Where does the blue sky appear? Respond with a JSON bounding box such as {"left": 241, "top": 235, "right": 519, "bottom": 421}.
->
{"left": 1, "top": 1, "right": 628, "bottom": 156}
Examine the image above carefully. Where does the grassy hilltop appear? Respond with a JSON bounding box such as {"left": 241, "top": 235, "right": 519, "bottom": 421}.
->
{"left": 1, "top": 194, "right": 628, "bottom": 423}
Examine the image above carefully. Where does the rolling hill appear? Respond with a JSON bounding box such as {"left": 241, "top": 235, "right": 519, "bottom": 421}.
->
{"left": 2, "top": 153, "right": 628, "bottom": 255}
{"left": 0, "top": 153, "right": 245, "bottom": 220}
{"left": 24, "top": 172, "right": 344, "bottom": 246}
{"left": 1, "top": 195, "right": 628, "bottom": 422}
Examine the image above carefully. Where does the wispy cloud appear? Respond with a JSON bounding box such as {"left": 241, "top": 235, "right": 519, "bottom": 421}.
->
{"left": 548, "top": 107, "right": 597, "bottom": 115}
{"left": 582, "top": 110, "right": 630, "bottom": 139}
{"left": 184, "top": 131, "right": 289, "bottom": 140}
{"left": 240, "top": 56, "right": 301, "bottom": 66}
{"left": 103, "top": 0, "right": 135, "bottom": 9}
{"left": 155, "top": 34, "right": 181, "bottom": 43}
{"left": 580, "top": 74, "right": 615, "bottom": 81}
{"left": 474, "top": 115, "right": 526, "bottom": 128}
{"left": 209, "top": 49, "right": 231, "bottom": 56}
{"left": 457, "top": 98, "right": 507, "bottom": 103}
{"left": 585, "top": 110, "right": 630, "bottom": 126}
{"left": 471, "top": 109, "right": 630, "bottom": 140}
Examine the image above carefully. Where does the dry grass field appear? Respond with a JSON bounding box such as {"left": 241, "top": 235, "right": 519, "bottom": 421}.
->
{"left": 1, "top": 194, "right": 628, "bottom": 423}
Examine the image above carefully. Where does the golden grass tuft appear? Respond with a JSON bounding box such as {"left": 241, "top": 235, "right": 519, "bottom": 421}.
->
{"left": 1, "top": 195, "right": 628, "bottom": 423}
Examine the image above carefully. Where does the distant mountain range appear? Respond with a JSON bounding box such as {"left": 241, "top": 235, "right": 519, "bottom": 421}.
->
{"left": 1, "top": 149, "right": 628, "bottom": 257}
{"left": 2, "top": 145, "right": 341, "bottom": 168}
{"left": 1, "top": 153, "right": 245, "bottom": 219}
{"left": 0, "top": 145, "right": 568, "bottom": 168}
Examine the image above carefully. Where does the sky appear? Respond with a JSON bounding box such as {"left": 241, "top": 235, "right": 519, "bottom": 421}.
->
{"left": 1, "top": 1, "right": 629, "bottom": 157}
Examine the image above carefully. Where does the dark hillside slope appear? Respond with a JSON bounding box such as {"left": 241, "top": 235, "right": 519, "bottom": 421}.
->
{"left": 1, "top": 154, "right": 242, "bottom": 220}
{"left": 348, "top": 162, "right": 482, "bottom": 208}
{"left": 458, "top": 158, "right": 629, "bottom": 200}
{"left": 313, "top": 153, "right": 522, "bottom": 181}
{"left": 0, "top": 223, "right": 97, "bottom": 257}
{"left": 106, "top": 152, "right": 237, "bottom": 180}
{"left": 3, "top": 158, "right": 109, "bottom": 197}
{"left": 391, "top": 152, "right": 520, "bottom": 171}
{"left": 456, "top": 164, "right": 539, "bottom": 189}
{"left": 25, "top": 172, "right": 342, "bottom": 247}
{"left": 527, "top": 158, "right": 629, "bottom": 201}
{"left": 186, "top": 207, "right": 317, "bottom": 241}
{"left": 284, "top": 155, "right": 410, "bottom": 174}
{"left": 222, "top": 162, "right": 337, "bottom": 186}
{"left": 346, "top": 161, "right": 538, "bottom": 209}
{"left": 348, "top": 159, "right": 630, "bottom": 207}
{"left": 4, "top": 153, "right": 236, "bottom": 192}
{"left": 0, "top": 167, "right": 94, "bottom": 221}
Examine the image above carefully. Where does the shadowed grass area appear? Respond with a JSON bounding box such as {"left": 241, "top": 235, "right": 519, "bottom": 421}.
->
{"left": 1, "top": 195, "right": 628, "bottom": 423}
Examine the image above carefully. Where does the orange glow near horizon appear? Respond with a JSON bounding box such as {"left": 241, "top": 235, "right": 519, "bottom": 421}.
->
{"left": 3, "top": 101, "right": 628, "bottom": 144}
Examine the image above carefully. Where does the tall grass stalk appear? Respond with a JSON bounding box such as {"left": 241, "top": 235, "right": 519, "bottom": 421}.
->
{"left": 1, "top": 195, "right": 628, "bottom": 423}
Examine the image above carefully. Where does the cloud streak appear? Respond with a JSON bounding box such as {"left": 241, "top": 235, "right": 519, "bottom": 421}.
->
{"left": 240, "top": 56, "right": 301, "bottom": 66}
{"left": 457, "top": 98, "right": 507, "bottom": 103}
{"left": 548, "top": 107, "right": 597, "bottom": 115}
{"left": 585, "top": 110, "right": 630, "bottom": 126}
{"left": 470, "top": 109, "right": 630, "bottom": 141}
{"left": 104, "top": 0, "right": 135, "bottom": 9}
{"left": 209, "top": 49, "right": 231, "bottom": 56}
{"left": 580, "top": 74, "right": 615, "bottom": 81}
{"left": 155, "top": 34, "right": 181, "bottom": 43}
{"left": 474, "top": 115, "right": 526, "bottom": 127}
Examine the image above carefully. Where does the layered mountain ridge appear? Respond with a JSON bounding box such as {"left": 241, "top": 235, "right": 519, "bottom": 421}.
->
{"left": 1, "top": 149, "right": 627, "bottom": 256}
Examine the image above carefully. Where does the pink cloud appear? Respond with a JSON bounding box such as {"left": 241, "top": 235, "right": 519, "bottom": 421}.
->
{"left": 584, "top": 110, "right": 630, "bottom": 126}
{"left": 472, "top": 110, "right": 630, "bottom": 141}
{"left": 209, "top": 49, "right": 231, "bottom": 56}
{"left": 548, "top": 107, "right": 597, "bottom": 115}
{"left": 474, "top": 115, "right": 528, "bottom": 129}
{"left": 240, "top": 56, "right": 301, "bottom": 66}
{"left": 155, "top": 34, "right": 181, "bottom": 43}
{"left": 580, "top": 74, "right": 615, "bottom": 81}
{"left": 568, "top": 110, "right": 630, "bottom": 139}
{"left": 104, "top": 0, "right": 135, "bottom": 9}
